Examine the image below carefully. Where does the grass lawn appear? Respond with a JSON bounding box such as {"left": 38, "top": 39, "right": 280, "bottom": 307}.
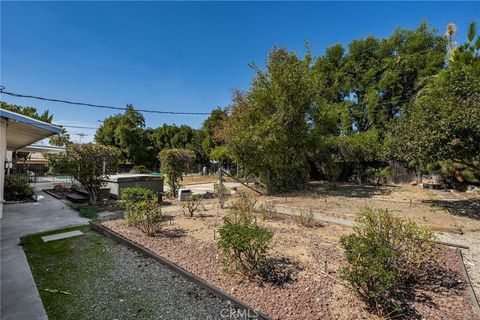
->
{"left": 21, "top": 225, "right": 229, "bottom": 320}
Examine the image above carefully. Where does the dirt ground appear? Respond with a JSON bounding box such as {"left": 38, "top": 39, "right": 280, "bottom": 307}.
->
{"left": 181, "top": 174, "right": 233, "bottom": 186}
{"left": 103, "top": 191, "right": 480, "bottom": 319}
{"left": 253, "top": 182, "right": 480, "bottom": 233}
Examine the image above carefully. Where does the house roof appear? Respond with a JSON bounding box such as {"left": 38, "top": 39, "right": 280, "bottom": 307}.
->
{"left": 18, "top": 144, "right": 66, "bottom": 154}
{"left": 0, "top": 108, "right": 62, "bottom": 151}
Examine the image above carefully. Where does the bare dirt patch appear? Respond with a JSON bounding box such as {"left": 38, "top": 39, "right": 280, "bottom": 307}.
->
{"left": 103, "top": 201, "right": 479, "bottom": 320}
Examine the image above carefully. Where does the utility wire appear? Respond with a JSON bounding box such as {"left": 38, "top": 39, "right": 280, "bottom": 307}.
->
{"left": 0, "top": 87, "right": 211, "bottom": 115}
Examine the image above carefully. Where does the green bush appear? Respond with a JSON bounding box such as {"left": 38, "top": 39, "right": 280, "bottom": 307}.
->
{"left": 120, "top": 187, "right": 162, "bottom": 237}
{"left": 158, "top": 148, "right": 195, "bottom": 197}
{"left": 340, "top": 208, "right": 437, "bottom": 316}
{"left": 218, "top": 196, "right": 273, "bottom": 279}
{"left": 183, "top": 194, "right": 202, "bottom": 217}
{"left": 4, "top": 174, "right": 34, "bottom": 201}
{"left": 70, "top": 203, "right": 99, "bottom": 219}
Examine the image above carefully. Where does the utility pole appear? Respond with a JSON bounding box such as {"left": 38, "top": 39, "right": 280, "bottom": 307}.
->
{"left": 76, "top": 133, "right": 87, "bottom": 144}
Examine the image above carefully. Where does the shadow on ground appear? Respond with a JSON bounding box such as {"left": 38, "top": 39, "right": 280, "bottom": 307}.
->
{"left": 260, "top": 257, "right": 303, "bottom": 287}
{"left": 273, "top": 182, "right": 395, "bottom": 199}
{"left": 396, "top": 265, "right": 465, "bottom": 319}
{"left": 423, "top": 199, "right": 480, "bottom": 220}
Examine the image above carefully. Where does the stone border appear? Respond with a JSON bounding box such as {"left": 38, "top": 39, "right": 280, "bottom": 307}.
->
{"left": 457, "top": 249, "right": 480, "bottom": 318}
{"left": 90, "top": 221, "right": 270, "bottom": 320}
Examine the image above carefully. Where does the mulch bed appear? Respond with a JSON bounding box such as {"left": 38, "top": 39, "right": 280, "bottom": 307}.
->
{"left": 103, "top": 218, "right": 479, "bottom": 320}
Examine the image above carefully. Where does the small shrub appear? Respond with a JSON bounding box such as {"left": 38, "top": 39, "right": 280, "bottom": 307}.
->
{"left": 183, "top": 194, "right": 203, "bottom": 217}
{"left": 258, "top": 200, "right": 276, "bottom": 221}
{"left": 218, "top": 211, "right": 273, "bottom": 279}
{"left": 214, "top": 183, "right": 229, "bottom": 209}
{"left": 230, "top": 193, "right": 256, "bottom": 214}
{"left": 340, "top": 208, "right": 438, "bottom": 316}
{"left": 70, "top": 203, "right": 99, "bottom": 219}
{"left": 366, "top": 166, "right": 392, "bottom": 189}
{"left": 120, "top": 187, "right": 162, "bottom": 237}
{"left": 4, "top": 174, "right": 34, "bottom": 201}
{"left": 295, "top": 209, "right": 317, "bottom": 228}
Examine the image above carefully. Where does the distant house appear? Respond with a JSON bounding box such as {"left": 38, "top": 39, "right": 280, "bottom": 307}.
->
{"left": 0, "top": 108, "right": 61, "bottom": 218}
{"left": 6, "top": 145, "right": 66, "bottom": 175}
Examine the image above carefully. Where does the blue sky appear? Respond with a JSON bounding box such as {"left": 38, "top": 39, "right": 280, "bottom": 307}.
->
{"left": 1, "top": 1, "right": 479, "bottom": 143}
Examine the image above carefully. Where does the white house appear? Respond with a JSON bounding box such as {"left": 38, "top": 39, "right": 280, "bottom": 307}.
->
{"left": 0, "top": 108, "right": 62, "bottom": 218}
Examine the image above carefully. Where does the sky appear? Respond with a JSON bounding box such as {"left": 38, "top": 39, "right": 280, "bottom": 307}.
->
{"left": 1, "top": 1, "right": 479, "bottom": 143}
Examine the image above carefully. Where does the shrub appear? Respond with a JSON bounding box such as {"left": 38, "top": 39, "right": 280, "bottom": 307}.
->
{"left": 295, "top": 209, "right": 317, "bottom": 228}
{"left": 340, "top": 208, "right": 437, "bottom": 316}
{"left": 158, "top": 148, "right": 195, "bottom": 197}
{"left": 183, "top": 194, "right": 202, "bottom": 217}
{"left": 214, "top": 183, "right": 229, "bottom": 209}
{"left": 4, "top": 174, "right": 34, "bottom": 201}
{"left": 218, "top": 212, "right": 273, "bottom": 279}
{"left": 120, "top": 187, "right": 162, "bottom": 237}
{"left": 229, "top": 193, "right": 256, "bottom": 215}
{"left": 70, "top": 203, "right": 99, "bottom": 219}
{"left": 258, "top": 200, "right": 276, "bottom": 221}
{"left": 365, "top": 166, "right": 392, "bottom": 189}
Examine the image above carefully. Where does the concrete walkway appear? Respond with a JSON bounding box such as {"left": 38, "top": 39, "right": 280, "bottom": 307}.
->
{"left": 1, "top": 192, "right": 89, "bottom": 320}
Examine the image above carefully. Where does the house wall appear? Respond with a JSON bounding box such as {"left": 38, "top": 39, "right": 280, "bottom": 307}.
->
{"left": 0, "top": 118, "right": 7, "bottom": 219}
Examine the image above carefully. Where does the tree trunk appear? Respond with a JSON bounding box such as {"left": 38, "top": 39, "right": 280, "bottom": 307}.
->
{"left": 88, "top": 188, "right": 98, "bottom": 205}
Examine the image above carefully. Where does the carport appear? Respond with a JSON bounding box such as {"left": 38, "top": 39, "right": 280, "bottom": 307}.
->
{"left": 0, "top": 108, "right": 61, "bottom": 218}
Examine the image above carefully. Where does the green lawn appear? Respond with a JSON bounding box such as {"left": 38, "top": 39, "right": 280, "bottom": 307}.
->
{"left": 21, "top": 226, "right": 117, "bottom": 319}
{"left": 21, "top": 225, "right": 230, "bottom": 320}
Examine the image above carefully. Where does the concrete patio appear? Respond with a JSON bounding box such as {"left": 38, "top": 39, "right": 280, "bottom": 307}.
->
{"left": 0, "top": 192, "right": 89, "bottom": 320}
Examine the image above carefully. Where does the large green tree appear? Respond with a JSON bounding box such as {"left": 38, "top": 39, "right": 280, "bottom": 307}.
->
{"left": 0, "top": 101, "right": 53, "bottom": 123}
{"left": 389, "top": 22, "right": 480, "bottom": 176}
{"left": 222, "top": 48, "right": 314, "bottom": 193}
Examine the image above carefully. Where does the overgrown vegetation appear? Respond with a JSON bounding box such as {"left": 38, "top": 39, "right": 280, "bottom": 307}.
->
{"left": 340, "top": 208, "right": 438, "bottom": 316}
{"left": 218, "top": 196, "right": 273, "bottom": 279}
{"left": 120, "top": 187, "right": 162, "bottom": 237}
{"left": 159, "top": 148, "right": 195, "bottom": 197}
{"left": 183, "top": 194, "right": 203, "bottom": 217}
{"left": 4, "top": 174, "right": 34, "bottom": 201}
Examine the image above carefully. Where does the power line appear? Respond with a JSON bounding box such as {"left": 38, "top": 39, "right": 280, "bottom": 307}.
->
{"left": 0, "top": 87, "right": 211, "bottom": 115}
{"left": 61, "top": 125, "right": 99, "bottom": 130}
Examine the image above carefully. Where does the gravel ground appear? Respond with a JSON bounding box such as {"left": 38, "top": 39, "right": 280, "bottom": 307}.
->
{"left": 96, "top": 243, "right": 233, "bottom": 320}
{"left": 438, "top": 231, "right": 480, "bottom": 304}
{"left": 104, "top": 217, "right": 479, "bottom": 320}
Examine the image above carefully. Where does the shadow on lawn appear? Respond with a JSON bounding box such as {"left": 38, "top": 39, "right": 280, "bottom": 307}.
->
{"left": 396, "top": 265, "right": 465, "bottom": 319}
{"left": 423, "top": 199, "right": 480, "bottom": 220}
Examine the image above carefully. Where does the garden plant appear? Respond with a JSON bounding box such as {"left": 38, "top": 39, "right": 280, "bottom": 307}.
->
{"left": 121, "top": 187, "right": 162, "bottom": 237}
{"left": 218, "top": 196, "right": 273, "bottom": 279}
{"left": 340, "top": 208, "right": 438, "bottom": 316}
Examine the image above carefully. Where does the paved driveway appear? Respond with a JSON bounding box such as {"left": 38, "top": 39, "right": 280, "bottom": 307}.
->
{"left": 1, "top": 192, "right": 89, "bottom": 320}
